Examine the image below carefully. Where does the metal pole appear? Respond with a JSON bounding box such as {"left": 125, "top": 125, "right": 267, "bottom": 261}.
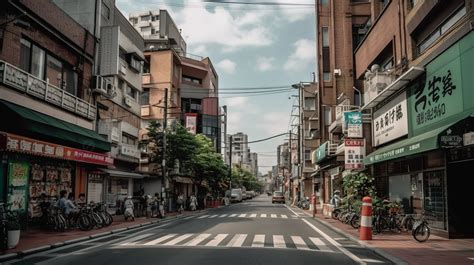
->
{"left": 288, "top": 130, "right": 292, "bottom": 202}
{"left": 162, "top": 88, "right": 168, "bottom": 210}
{"left": 223, "top": 105, "right": 227, "bottom": 158}
{"left": 298, "top": 83, "right": 302, "bottom": 202}
{"left": 229, "top": 135, "right": 232, "bottom": 191}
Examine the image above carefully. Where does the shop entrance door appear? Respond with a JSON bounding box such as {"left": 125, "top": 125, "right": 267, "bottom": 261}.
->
{"left": 447, "top": 161, "right": 474, "bottom": 238}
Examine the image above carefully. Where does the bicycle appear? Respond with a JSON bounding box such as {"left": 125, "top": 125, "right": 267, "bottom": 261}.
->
{"left": 0, "top": 203, "right": 8, "bottom": 250}
{"left": 412, "top": 212, "right": 431, "bottom": 242}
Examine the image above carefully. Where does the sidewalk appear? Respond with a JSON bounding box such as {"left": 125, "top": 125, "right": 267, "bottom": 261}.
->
{"left": 0, "top": 209, "right": 202, "bottom": 260}
{"left": 301, "top": 207, "right": 474, "bottom": 265}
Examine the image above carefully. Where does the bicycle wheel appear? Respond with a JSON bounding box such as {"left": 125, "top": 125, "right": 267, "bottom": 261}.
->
{"left": 78, "top": 215, "right": 92, "bottom": 231}
{"left": 351, "top": 215, "right": 360, "bottom": 229}
{"left": 405, "top": 216, "right": 414, "bottom": 231}
{"left": 56, "top": 215, "right": 66, "bottom": 232}
{"left": 375, "top": 217, "right": 388, "bottom": 234}
{"left": 413, "top": 224, "right": 430, "bottom": 242}
{"left": 92, "top": 212, "right": 104, "bottom": 228}
{"left": 331, "top": 209, "right": 341, "bottom": 220}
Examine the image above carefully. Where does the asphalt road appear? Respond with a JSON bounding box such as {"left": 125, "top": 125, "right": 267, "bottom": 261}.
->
{"left": 5, "top": 196, "right": 393, "bottom": 265}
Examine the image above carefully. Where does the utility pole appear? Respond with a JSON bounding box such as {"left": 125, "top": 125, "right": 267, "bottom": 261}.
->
{"left": 229, "top": 135, "right": 233, "bottom": 191}
{"left": 288, "top": 130, "right": 292, "bottom": 200}
{"left": 162, "top": 88, "right": 168, "bottom": 210}
{"left": 223, "top": 105, "right": 227, "bottom": 160}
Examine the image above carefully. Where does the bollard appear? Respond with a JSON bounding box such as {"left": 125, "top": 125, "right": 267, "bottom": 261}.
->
{"left": 360, "top": 196, "right": 373, "bottom": 240}
{"left": 312, "top": 194, "right": 317, "bottom": 217}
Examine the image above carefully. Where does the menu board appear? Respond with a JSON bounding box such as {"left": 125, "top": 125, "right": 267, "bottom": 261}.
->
{"left": 8, "top": 162, "right": 29, "bottom": 211}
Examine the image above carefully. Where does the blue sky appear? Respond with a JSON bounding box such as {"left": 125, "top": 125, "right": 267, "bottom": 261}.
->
{"left": 116, "top": 0, "right": 316, "bottom": 174}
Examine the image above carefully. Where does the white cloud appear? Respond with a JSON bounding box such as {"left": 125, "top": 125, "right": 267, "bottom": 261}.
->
{"left": 284, "top": 39, "right": 316, "bottom": 72}
{"left": 256, "top": 56, "right": 276, "bottom": 72}
{"left": 190, "top": 45, "right": 207, "bottom": 55}
{"left": 256, "top": 111, "right": 290, "bottom": 136}
{"left": 275, "top": 0, "right": 315, "bottom": 22}
{"left": 222, "top": 97, "right": 248, "bottom": 107}
{"left": 216, "top": 59, "right": 236, "bottom": 74}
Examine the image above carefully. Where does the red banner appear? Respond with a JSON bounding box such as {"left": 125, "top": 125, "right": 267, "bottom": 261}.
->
{"left": 0, "top": 133, "right": 113, "bottom": 166}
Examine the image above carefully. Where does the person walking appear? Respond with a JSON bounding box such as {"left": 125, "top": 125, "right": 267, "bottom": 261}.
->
{"left": 177, "top": 193, "right": 184, "bottom": 214}
{"left": 189, "top": 194, "right": 197, "bottom": 211}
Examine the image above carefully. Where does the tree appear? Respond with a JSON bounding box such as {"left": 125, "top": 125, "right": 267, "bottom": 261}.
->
{"left": 231, "top": 166, "right": 263, "bottom": 191}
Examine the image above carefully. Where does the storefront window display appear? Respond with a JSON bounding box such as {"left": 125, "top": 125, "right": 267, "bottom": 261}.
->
{"left": 424, "top": 170, "right": 446, "bottom": 230}
{"left": 107, "top": 178, "right": 129, "bottom": 214}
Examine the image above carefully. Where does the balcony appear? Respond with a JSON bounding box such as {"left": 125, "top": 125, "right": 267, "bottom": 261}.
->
{"left": 0, "top": 60, "right": 96, "bottom": 120}
{"left": 329, "top": 104, "right": 360, "bottom": 133}
{"left": 335, "top": 141, "right": 345, "bottom": 155}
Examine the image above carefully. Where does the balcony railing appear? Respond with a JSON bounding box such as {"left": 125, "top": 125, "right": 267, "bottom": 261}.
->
{"left": 0, "top": 60, "right": 96, "bottom": 120}
{"left": 336, "top": 141, "right": 345, "bottom": 155}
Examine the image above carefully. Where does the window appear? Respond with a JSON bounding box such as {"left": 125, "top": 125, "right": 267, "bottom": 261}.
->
{"left": 0, "top": 29, "right": 4, "bottom": 51}
{"left": 19, "top": 38, "right": 31, "bottom": 72}
{"left": 129, "top": 55, "right": 141, "bottom": 72}
{"left": 304, "top": 97, "right": 316, "bottom": 110}
{"left": 140, "top": 26, "right": 151, "bottom": 33}
{"left": 126, "top": 86, "right": 137, "bottom": 99}
{"left": 152, "top": 15, "right": 159, "bottom": 21}
{"left": 129, "top": 17, "right": 138, "bottom": 24}
{"left": 101, "top": 2, "right": 110, "bottom": 20}
{"left": 322, "top": 27, "right": 331, "bottom": 82}
{"left": 182, "top": 75, "right": 202, "bottom": 85}
{"left": 322, "top": 27, "right": 329, "bottom": 47}
{"left": 141, "top": 15, "right": 151, "bottom": 21}
{"left": 417, "top": 7, "right": 466, "bottom": 54}
{"left": 323, "top": 72, "right": 331, "bottom": 82}
{"left": 46, "top": 55, "right": 63, "bottom": 88}
{"left": 320, "top": 0, "right": 328, "bottom": 5}
{"left": 122, "top": 133, "right": 137, "bottom": 145}
{"left": 143, "top": 58, "right": 150, "bottom": 74}
{"left": 324, "top": 107, "right": 332, "bottom": 125}
{"left": 305, "top": 149, "right": 311, "bottom": 161}
{"left": 151, "top": 28, "right": 156, "bottom": 35}
{"left": 141, "top": 88, "right": 150, "bottom": 105}
{"left": 31, "top": 45, "right": 46, "bottom": 79}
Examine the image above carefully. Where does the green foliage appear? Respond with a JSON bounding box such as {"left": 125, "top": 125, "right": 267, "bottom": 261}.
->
{"left": 341, "top": 172, "right": 377, "bottom": 209}
{"left": 231, "top": 166, "right": 263, "bottom": 191}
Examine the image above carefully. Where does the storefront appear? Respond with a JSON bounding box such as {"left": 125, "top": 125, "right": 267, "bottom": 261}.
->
{"left": 99, "top": 169, "right": 144, "bottom": 215}
{"left": 365, "top": 31, "right": 474, "bottom": 238}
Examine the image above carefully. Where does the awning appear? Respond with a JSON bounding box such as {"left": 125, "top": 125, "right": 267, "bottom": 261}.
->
{"left": 361, "top": 66, "right": 425, "bottom": 111}
{"left": 175, "top": 176, "right": 193, "bottom": 184}
{"left": 365, "top": 123, "right": 454, "bottom": 165}
{"left": 0, "top": 100, "right": 110, "bottom": 152}
{"left": 100, "top": 169, "right": 144, "bottom": 179}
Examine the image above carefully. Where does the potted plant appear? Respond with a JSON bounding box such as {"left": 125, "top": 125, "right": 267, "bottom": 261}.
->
{"left": 7, "top": 211, "right": 20, "bottom": 249}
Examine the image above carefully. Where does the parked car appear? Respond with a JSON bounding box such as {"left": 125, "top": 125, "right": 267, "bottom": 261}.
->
{"left": 272, "top": 191, "right": 285, "bottom": 204}
{"left": 230, "top": 188, "right": 243, "bottom": 203}
{"left": 246, "top": 191, "right": 253, "bottom": 200}
{"left": 242, "top": 190, "right": 247, "bottom": 200}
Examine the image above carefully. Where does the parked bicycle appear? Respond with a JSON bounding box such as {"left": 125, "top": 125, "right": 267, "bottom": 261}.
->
{"left": 45, "top": 205, "right": 67, "bottom": 232}
{"left": 412, "top": 212, "right": 431, "bottom": 242}
{"left": 0, "top": 203, "right": 8, "bottom": 250}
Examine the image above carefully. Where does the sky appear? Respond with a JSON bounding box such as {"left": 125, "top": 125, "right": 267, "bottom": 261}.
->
{"left": 116, "top": 0, "right": 316, "bottom": 174}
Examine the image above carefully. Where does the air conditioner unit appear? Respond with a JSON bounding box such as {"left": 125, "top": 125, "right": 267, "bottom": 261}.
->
{"left": 124, "top": 97, "right": 133, "bottom": 107}
{"left": 91, "top": 75, "right": 108, "bottom": 96}
{"left": 334, "top": 69, "right": 342, "bottom": 76}
{"left": 111, "top": 127, "right": 120, "bottom": 143}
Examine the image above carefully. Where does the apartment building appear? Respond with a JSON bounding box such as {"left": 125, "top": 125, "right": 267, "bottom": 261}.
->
{"left": 0, "top": 0, "right": 112, "bottom": 220}
{"left": 53, "top": 0, "right": 146, "bottom": 213}
{"left": 311, "top": 0, "right": 371, "bottom": 205}
{"left": 249, "top": 152, "right": 259, "bottom": 179}
{"left": 355, "top": 0, "right": 474, "bottom": 238}
{"left": 226, "top": 133, "right": 249, "bottom": 166}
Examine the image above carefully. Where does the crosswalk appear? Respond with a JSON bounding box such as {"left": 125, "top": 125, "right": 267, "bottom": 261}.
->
{"left": 116, "top": 233, "right": 334, "bottom": 252}
{"left": 190, "top": 213, "right": 299, "bottom": 220}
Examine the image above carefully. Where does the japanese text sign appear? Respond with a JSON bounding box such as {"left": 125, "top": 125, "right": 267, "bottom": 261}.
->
{"left": 373, "top": 92, "right": 408, "bottom": 146}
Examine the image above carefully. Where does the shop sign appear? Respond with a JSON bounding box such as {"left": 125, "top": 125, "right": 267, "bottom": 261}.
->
{"left": 1, "top": 133, "right": 114, "bottom": 166}
{"left": 373, "top": 92, "right": 408, "bottom": 146}
{"left": 185, "top": 113, "right": 197, "bottom": 134}
{"left": 439, "top": 129, "right": 463, "bottom": 148}
{"left": 344, "top": 139, "right": 365, "bottom": 170}
{"left": 7, "top": 162, "right": 29, "bottom": 212}
{"left": 316, "top": 142, "right": 328, "bottom": 163}
{"left": 410, "top": 53, "right": 462, "bottom": 132}
{"left": 464, "top": 132, "right": 474, "bottom": 146}
{"left": 344, "top": 111, "right": 363, "bottom": 138}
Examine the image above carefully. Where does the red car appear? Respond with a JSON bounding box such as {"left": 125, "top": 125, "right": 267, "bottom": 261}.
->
{"left": 272, "top": 191, "right": 285, "bottom": 204}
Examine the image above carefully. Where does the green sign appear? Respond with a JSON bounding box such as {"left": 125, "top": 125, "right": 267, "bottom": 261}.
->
{"left": 316, "top": 142, "right": 328, "bottom": 163}
{"left": 344, "top": 111, "right": 363, "bottom": 138}
{"left": 409, "top": 41, "right": 463, "bottom": 133}
{"left": 7, "top": 162, "right": 29, "bottom": 212}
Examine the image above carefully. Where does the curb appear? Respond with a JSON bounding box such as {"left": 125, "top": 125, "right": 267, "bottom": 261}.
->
{"left": 305, "top": 210, "right": 409, "bottom": 265}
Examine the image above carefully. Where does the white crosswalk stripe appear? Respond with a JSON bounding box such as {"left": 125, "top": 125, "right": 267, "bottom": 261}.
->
{"left": 309, "top": 237, "right": 331, "bottom": 252}
{"left": 229, "top": 214, "right": 237, "bottom": 217}
{"left": 252, "top": 234, "right": 265, "bottom": 248}
{"left": 118, "top": 233, "right": 333, "bottom": 252}
{"left": 183, "top": 216, "right": 195, "bottom": 220}
{"left": 291, "top": 236, "right": 309, "bottom": 250}
{"left": 271, "top": 214, "right": 277, "bottom": 218}
{"left": 198, "top": 215, "right": 209, "bottom": 219}
{"left": 281, "top": 214, "right": 288, "bottom": 219}
{"left": 163, "top": 234, "right": 194, "bottom": 246}
{"left": 218, "top": 214, "right": 228, "bottom": 218}
{"left": 184, "top": 234, "right": 211, "bottom": 246}
{"left": 238, "top": 214, "right": 246, "bottom": 218}
{"left": 143, "top": 234, "right": 177, "bottom": 246}
{"left": 227, "top": 234, "right": 247, "bottom": 247}
{"left": 273, "top": 235, "right": 286, "bottom": 248}
{"left": 260, "top": 214, "right": 267, "bottom": 218}
{"left": 205, "top": 234, "right": 228, "bottom": 246}
{"left": 249, "top": 213, "right": 257, "bottom": 218}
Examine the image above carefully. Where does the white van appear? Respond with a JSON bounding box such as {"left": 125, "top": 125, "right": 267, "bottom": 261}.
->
{"left": 230, "top": 188, "right": 243, "bottom": 202}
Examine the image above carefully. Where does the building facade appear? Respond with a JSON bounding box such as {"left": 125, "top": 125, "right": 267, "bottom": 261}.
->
{"left": 0, "top": 0, "right": 113, "bottom": 221}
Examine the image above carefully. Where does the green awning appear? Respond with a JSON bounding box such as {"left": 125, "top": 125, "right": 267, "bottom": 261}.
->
{"left": 365, "top": 123, "right": 454, "bottom": 165}
{"left": 0, "top": 100, "right": 110, "bottom": 152}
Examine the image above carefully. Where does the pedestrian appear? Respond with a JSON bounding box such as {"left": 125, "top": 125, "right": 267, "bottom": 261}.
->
{"left": 159, "top": 196, "right": 165, "bottom": 218}
{"left": 152, "top": 193, "right": 160, "bottom": 218}
{"left": 190, "top": 193, "right": 197, "bottom": 211}
{"left": 177, "top": 193, "right": 184, "bottom": 214}
{"left": 145, "top": 195, "right": 153, "bottom": 218}
{"left": 76, "top": 193, "right": 87, "bottom": 208}
{"left": 124, "top": 196, "right": 134, "bottom": 221}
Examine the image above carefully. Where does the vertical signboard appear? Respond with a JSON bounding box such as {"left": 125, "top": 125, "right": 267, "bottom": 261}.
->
{"left": 345, "top": 139, "right": 365, "bottom": 170}
{"left": 344, "top": 111, "right": 363, "bottom": 138}
{"left": 373, "top": 92, "right": 408, "bottom": 146}
{"left": 8, "top": 162, "right": 29, "bottom": 212}
{"left": 185, "top": 113, "right": 198, "bottom": 134}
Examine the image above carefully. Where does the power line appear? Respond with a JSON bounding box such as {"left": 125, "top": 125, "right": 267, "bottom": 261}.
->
{"left": 201, "top": 1, "right": 315, "bottom": 7}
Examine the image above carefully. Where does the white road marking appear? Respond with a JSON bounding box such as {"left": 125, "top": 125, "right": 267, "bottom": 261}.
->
{"left": 291, "top": 215, "right": 298, "bottom": 218}
{"left": 281, "top": 214, "right": 288, "bottom": 219}
{"left": 249, "top": 213, "right": 257, "bottom": 218}
{"left": 120, "top": 233, "right": 154, "bottom": 246}
{"left": 227, "top": 234, "right": 247, "bottom": 247}
{"left": 143, "top": 234, "right": 177, "bottom": 246}
{"left": 229, "top": 214, "right": 237, "bottom": 217}
{"left": 271, "top": 214, "right": 277, "bottom": 218}
{"left": 284, "top": 205, "right": 367, "bottom": 265}
{"left": 219, "top": 214, "right": 228, "bottom": 218}
{"left": 198, "top": 215, "right": 209, "bottom": 219}
{"left": 183, "top": 216, "right": 195, "bottom": 220}
{"left": 163, "top": 234, "right": 194, "bottom": 246}
{"left": 184, "top": 234, "right": 211, "bottom": 246}
{"left": 209, "top": 214, "right": 219, "bottom": 218}
{"left": 273, "top": 235, "right": 286, "bottom": 248}
{"left": 252, "top": 234, "right": 265, "bottom": 248}
{"left": 238, "top": 213, "right": 247, "bottom": 218}
{"left": 260, "top": 214, "right": 267, "bottom": 218}
{"left": 309, "top": 237, "right": 331, "bottom": 252}
{"left": 205, "top": 234, "right": 228, "bottom": 246}
{"left": 291, "top": 236, "right": 309, "bottom": 250}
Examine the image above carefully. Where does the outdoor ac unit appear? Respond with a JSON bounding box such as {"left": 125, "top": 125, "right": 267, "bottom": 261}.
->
{"left": 91, "top": 75, "right": 108, "bottom": 96}
{"left": 124, "top": 97, "right": 133, "bottom": 107}
{"left": 111, "top": 127, "right": 120, "bottom": 143}
{"left": 334, "top": 69, "right": 342, "bottom": 76}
